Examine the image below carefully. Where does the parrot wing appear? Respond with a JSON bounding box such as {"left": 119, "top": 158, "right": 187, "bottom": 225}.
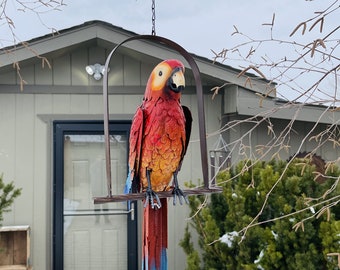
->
{"left": 125, "top": 106, "right": 145, "bottom": 193}
{"left": 180, "top": 105, "right": 192, "bottom": 167}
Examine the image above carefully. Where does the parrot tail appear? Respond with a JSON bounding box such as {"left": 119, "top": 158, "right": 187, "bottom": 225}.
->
{"left": 142, "top": 198, "right": 168, "bottom": 270}
{"left": 124, "top": 170, "right": 132, "bottom": 194}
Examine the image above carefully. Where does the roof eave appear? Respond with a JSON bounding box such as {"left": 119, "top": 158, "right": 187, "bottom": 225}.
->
{"left": 0, "top": 20, "right": 275, "bottom": 95}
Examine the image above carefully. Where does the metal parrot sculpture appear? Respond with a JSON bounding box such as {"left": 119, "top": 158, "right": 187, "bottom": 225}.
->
{"left": 125, "top": 59, "right": 192, "bottom": 269}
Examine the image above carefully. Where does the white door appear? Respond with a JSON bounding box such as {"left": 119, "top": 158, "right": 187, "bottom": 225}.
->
{"left": 53, "top": 122, "right": 138, "bottom": 270}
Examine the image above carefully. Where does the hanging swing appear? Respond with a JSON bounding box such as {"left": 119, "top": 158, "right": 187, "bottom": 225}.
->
{"left": 93, "top": 5, "right": 221, "bottom": 205}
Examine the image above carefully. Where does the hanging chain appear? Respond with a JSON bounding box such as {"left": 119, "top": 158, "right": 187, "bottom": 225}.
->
{"left": 151, "top": 0, "right": 156, "bottom": 35}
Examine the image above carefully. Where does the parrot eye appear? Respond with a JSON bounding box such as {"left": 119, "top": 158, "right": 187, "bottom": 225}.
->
{"left": 158, "top": 71, "right": 163, "bottom": 76}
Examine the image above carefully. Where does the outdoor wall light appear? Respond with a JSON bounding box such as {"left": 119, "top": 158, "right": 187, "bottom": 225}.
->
{"left": 85, "top": 63, "right": 108, "bottom": 80}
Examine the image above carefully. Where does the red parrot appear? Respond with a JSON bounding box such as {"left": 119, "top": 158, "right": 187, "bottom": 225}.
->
{"left": 125, "top": 59, "right": 192, "bottom": 270}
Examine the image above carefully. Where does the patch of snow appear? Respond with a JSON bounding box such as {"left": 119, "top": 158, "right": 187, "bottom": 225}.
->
{"left": 220, "top": 231, "right": 239, "bottom": 247}
{"left": 254, "top": 249, "right": 264, "bottom": 263}
{"left": 271, "top": 230, "right": 278, "bottom": 240}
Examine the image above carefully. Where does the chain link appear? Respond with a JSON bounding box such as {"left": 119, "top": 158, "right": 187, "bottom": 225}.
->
{"left": 151, "top": 0, "right": 156, "bottom": 35}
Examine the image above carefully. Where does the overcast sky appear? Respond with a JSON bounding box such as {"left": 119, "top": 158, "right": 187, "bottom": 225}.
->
{"left": 1, "top": 0, "right": 338, "bottom": 101}
{"left": 2, "top": 0, "right": 335, "bottom": 58}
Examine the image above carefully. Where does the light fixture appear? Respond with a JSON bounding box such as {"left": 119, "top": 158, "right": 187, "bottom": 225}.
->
{"left": 85, "top": 63, "right": 108, "bottom": 80}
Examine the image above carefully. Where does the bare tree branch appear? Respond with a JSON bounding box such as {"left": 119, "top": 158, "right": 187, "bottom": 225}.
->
{"left": 206, "top": 1, "right": 340, "bottom": 241}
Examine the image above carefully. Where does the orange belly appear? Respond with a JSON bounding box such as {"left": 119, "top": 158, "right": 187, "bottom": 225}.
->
{"left": 140, "top": 103, "right": 185, "bottom": 191}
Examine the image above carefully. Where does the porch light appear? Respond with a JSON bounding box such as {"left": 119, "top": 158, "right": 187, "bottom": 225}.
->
{"left": 85, "top": 63, "right": 107, "bottom": 80}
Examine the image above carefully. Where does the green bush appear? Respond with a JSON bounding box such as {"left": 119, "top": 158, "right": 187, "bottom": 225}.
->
{"left": 181, "top": 159, "right": 340, "bottom": 269}
{"left": 0, "top": 174, "right": 21, "bottom": 225}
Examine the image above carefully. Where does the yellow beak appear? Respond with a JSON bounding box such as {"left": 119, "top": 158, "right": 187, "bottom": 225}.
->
{"left": 169, "top": 68, "right": 185, "bottom": 92}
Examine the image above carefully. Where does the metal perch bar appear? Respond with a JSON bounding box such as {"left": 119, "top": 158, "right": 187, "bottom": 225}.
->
{"left": 95, "top": 35, "right": 216, "bottom": 204}
{"left": 94, "top": 187, "right": 222, "bottom": 204}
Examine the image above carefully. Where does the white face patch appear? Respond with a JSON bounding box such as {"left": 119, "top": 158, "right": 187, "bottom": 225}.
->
{"left": 150, "top": 63, "right": 172, "bottom": 91}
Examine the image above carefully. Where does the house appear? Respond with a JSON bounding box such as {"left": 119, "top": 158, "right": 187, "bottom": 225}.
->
{"left": 0, "top": 20, "right": 338, "bottom": 270}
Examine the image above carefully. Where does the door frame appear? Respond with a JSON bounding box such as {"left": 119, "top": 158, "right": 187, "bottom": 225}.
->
{"left": 53, "top": 120, "right": 138, "bottom": 270}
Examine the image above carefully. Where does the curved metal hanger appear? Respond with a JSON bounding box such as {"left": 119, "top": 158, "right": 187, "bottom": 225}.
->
{"left": 95, "top": 35, "right": 219, "bottom": 204}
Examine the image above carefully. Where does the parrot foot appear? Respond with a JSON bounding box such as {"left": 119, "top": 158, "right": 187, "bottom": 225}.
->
{"left": 172, "top": 170, "right": 188, "bottom": 205}
{"left": 172, "top": 186, "right": 189, "bottom": 205}
{"left": 144, "top": 187, "right": 161, "bottom": 209}
{"left": 144, "top": 169, "right": 161, "bottom": 209}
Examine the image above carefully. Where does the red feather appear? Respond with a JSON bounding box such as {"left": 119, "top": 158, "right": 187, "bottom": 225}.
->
{"left": 127, "top": 59, "right": 191, "bottom": 270}
{"left": 143, "top": 198, "right": 167, "bottom": 269}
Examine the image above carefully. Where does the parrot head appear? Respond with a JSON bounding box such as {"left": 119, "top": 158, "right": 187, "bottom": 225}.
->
{"left": 144, "top": 59, "right": 185, "bottom": 100}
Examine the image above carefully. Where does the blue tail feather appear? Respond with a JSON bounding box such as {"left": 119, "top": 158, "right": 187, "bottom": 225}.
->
{"left": 124, "top": 169, "right": 132, "bottom": 210}
{"left": 142, "top": 248, "right": 167, "bottom": 270}
{"left": 161, "top": 248, "right": 167, "bottom": 270}
{"left": 124, "top": 169, "right": 132, "bottom": 194}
